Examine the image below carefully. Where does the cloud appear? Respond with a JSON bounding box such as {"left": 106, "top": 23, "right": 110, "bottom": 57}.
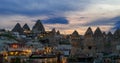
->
{"left": 114, "top": 21, "right": 120, "bottom": 29}
{"left": 84, "top": 16, "right": 120, "bottom": 31}
{"left": 0, "top": 0, "right": 91, "bottom": 16}
{"left": 0, "top": 0, "right": 92, "bottom": 33}
{"left": 0, "top": 0, "right": 120, "bottom": 34}
{"left": 112, "top": 16, "right": 120, "bottom": 29}
{"left": 84, "top": 18, "right": 114, "bottom": 26}
{"left": 42, "top": 17, "right": 69, "bottom": 24}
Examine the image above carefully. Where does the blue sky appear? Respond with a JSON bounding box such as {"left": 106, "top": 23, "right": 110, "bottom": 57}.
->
{"left": 0, "top": 0, "right": 120, "bottom": 34}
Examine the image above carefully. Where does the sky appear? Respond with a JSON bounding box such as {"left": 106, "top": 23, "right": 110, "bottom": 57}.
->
{"left": 0, "top": 0, "right": 120, "bottom": 35}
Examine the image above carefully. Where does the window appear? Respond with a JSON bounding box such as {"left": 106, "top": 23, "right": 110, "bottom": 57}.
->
{"left": 88, "top": 46, "right": 92, "bottom": 50}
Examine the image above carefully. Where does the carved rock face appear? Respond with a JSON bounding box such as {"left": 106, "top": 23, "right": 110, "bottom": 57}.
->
{"left": 23, "top": 23, "right": 30, "bottom": 31}
{"left": 12, "top": 23, "right": 23, "bottom": 34}
{"left": 94, "top": 27, "right": 103, "bottom": 38}
{"left": 32, "top": 20, "right": 45, "bottom": 33}
{"left": 72, "top": 30, "right": 79, "bottom": 36}
{"left": 84, "top": 27, "right": 93, "bottom": 37}
{"left": 114, "top": 29, "right": 120, "bottom": 39}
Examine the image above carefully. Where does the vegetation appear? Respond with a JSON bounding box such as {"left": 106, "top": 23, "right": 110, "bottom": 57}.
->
{"left": 0, "top": 33, "right": 17, "bottom": 41}
{"left": 59, "top": 40, "right": 70, "bottom": 45}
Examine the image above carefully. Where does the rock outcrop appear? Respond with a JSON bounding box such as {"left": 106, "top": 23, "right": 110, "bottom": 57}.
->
{"left": 32, "top": 20, "right": 45, "bottom": 33}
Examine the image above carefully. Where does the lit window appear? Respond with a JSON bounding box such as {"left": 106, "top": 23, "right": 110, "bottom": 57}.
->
{"left": 12, "top": 44, "right": 18, "bottom": 48}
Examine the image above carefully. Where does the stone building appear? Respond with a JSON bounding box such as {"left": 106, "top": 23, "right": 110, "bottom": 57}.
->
{"left": 11, "top": 19, "right": 120, "bottom": 57}
{"left": 70, "top": 30, "right": 84, "bottom": 56}
{"left": 70, "top": 27, "right": 120, "bottom": 57}
{"left": 83, "top": 27, "right": 96, "bottom": 57}
{"left": 113, "top": 29, "right": 120, "bottom": 53}
{"left": 104, "top": 32, "right": 113, "bottom": 53}
{"left": 93, "top": 27, "right": 104, "bottom": 54}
